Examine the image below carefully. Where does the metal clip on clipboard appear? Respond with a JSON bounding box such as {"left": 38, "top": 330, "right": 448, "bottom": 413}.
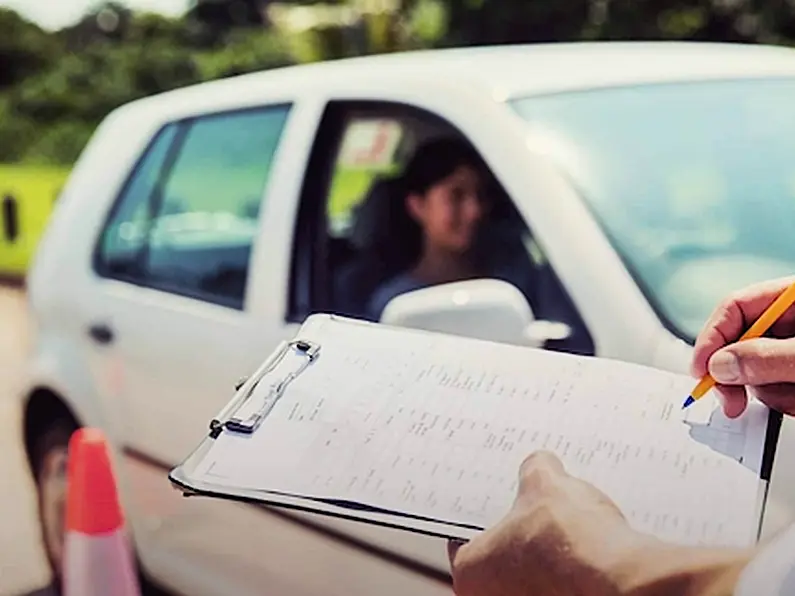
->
{"left": 208, "top": 339, "right": 321, "bottom": 439}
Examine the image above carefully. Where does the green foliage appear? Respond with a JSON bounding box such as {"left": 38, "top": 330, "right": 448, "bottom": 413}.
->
{"left": 0, "top": 8, "right": 59, "bottom": 87}
{"left": 589, "top": 0, "right": 795, "bottom": 42}
{"left": 21, "top": 120, "right": 96, "bottom": 165}
{"left": 12, "top": 44, "right": 140, "bottom": 123}
{"left": 197, "top": 29, "right": 294, "bottom": 79}
{"left": 0, "top": 164, "right": 70, "bottom": 275}
{"left": 399, "top": 0, "right": 590, "bottom": 46}
{"left": 0, "top": 96, "right": 37, "bottom": 162}
{"left": 407, "top": 0, "right": 447, "bottom": 43}
{"left": 3, "top": 0, "right": 795, "bottom": 169}
{"left": 2, "top": 0, "right": 795, "bottom": 278}
{"left": 0, "top": 6, "right": 298, "bottom": 165}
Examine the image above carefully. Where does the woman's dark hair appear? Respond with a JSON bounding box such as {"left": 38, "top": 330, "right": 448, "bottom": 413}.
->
{"left": 400, "top": 137, "right": 486, "bottom": 196}
{"left": 381, "top": 136, "right": 487, "bottom": 268}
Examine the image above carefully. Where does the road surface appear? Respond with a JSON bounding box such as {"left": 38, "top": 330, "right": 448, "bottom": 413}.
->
{"left": 6, "top": 282, "right": 795, "bottom": 596}
{"left": 0, "top": 287, "right": 53, "bottom": 596}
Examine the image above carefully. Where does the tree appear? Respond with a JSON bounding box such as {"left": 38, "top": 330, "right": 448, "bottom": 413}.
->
{"left": 588, "top": 0, "right": 795, "bottom": 43}
{"left": 57, "top": 2, "right": 134, "bottom": 50}
{"left": 398, "top": 0, "right": 590, "bottom": 46}
{"left": 197, "top": 29, "right": 294, "bottom": 78}
{"left": 186, "top": 0, "right": 273, "bottom": 43}
{"left": 0, "top": 8, "right": 59, "bottom": 87}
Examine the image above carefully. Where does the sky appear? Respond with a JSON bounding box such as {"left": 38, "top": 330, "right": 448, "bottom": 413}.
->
{"left": 1, "top": 0, "right": 189, "bottom": 30}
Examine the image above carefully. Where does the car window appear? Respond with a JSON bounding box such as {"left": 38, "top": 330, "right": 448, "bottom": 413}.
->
{"left": 289, "top": 102, "right": 593, "bottom": 355}
{"left": 510, "top": 78, "right": 795, "bottom": 340}
{"left": 97, "top": 105, "right": 291, "bottom": 309}
{"left": 98, "top": 123, "right": 179, "bottom": 266}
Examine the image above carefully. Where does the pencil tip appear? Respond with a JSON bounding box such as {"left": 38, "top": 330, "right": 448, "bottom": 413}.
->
{"left": 682, "top": 396, "right": 695, "bottom": 409}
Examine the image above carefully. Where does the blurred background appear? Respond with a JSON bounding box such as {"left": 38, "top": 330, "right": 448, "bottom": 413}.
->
{"left": 4, "top": 0, "right": 795, "bottom": 281}
{"left": 3, "top": 1, "right": 795, "bottom": 595}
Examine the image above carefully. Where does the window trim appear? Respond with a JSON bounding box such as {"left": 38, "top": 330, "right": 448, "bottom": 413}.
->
{"left": 287, "top": 99, "right": 595, "bottom": 356}
{"left": 93, "top": 103, "right": 293, "bottom": 311}
{"left": 288, "top": 101, "right": 429, "bottom": 323}
{"left": 288, "top": 102, "right": 350, "bottom": 322}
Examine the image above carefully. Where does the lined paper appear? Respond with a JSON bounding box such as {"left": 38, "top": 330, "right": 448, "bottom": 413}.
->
{"left": 191, "top": 316, "right": 770, "bottom": 548}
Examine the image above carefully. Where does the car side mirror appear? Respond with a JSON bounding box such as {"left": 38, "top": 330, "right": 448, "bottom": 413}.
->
{"left": 379, "top": 278, "right": 572, "bottom": 348}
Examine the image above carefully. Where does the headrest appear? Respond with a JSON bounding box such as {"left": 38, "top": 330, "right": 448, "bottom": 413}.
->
{"left": 348, "top": 175, "right": 403, "bottom": 251}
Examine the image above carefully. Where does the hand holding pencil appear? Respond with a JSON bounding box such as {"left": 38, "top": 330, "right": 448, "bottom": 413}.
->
{"left": 689, "top": 277, "right": 795, "bottom": 418}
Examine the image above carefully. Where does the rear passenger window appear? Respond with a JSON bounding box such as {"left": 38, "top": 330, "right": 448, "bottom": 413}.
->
{"left": 96, "top": 105, "right": 291, "bottom": 309}
{"left": 98, "top": 123, "right": 179, "bottom": 264}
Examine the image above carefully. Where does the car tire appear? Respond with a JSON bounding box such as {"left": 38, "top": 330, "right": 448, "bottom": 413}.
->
{"left": 31, "top": 416, "right": 77, "bottom": 595}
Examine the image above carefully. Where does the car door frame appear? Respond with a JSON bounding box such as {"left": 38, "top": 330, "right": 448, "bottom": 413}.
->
{"left": 245, "top": 94, "right": 329, "bottom": 326}
{"left": 286, "top": 97, "right": 596, "bottom": 355}
{"left": 80, "top": 91, "right": 329, "bottom": 584}
{"left": 280, "top": 76, "right": 665, "bottom": 363}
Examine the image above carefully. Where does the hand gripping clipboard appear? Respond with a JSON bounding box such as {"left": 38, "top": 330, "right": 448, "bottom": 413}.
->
{"left": 168, "top": 316, "right": 483, "bottom": 542}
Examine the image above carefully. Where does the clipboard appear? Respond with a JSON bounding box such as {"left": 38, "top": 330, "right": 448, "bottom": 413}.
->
{"left": 757, "top": 408, "right": 783, "bottom": 541}
{"left": 169, "top": 314, "right": 784, "bottom": 546}
{"left": 169, "top": 316, "right": 483, "bottom": 541}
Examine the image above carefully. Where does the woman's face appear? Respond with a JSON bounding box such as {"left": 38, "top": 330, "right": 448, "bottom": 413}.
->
{"left": 408, "top": 164, "right": 487, "bottom": 254}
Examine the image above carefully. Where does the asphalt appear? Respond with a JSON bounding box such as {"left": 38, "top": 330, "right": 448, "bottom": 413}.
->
{"left": 0, "top": 285, "right": 175, "bottom": 596}
{"left": 0, "top": 286, "right": 54, "bottom": 596}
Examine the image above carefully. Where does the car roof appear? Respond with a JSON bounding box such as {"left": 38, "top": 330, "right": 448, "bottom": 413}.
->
{"left": 119, "top": 41, "right": 795, "bottom": 118}
{"left": 281, "top": 40, "right": 795, "bottom": 93}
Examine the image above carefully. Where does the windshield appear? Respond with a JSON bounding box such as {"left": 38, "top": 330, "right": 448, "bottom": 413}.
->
{"left": 511, "top": 78, "right": 795, "bottom": 341}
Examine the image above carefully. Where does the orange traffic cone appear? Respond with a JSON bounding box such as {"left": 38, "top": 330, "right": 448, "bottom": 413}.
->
{"left": 63, "top": 428, "right": 141, "bottom": 596}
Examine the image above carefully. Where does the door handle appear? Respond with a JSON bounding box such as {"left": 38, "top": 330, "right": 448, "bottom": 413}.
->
{"left": 88, "top": 323, "right": 115, "bottom": 345}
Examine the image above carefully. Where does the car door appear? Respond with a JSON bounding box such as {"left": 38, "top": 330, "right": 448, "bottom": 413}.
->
{"left": 90, "top": 104, "right": 293, "bottom": 465}
{"left": 86, "top": 91, "right": 460, "bottom": 596}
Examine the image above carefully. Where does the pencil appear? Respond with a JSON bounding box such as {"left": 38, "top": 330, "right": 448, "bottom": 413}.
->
{"left": 683, "top": 280, "right": 795, "bottom": 409}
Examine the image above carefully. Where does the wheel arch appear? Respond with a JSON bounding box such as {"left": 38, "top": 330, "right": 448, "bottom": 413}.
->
{"left": 23, "top": 387, "right": 82, "bottom": 475}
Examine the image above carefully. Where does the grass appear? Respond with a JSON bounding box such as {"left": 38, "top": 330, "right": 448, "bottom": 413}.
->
{"left": 0, "top": 163, "right": 395, "bottom": 278}
{"left": 328, "top": 165, "right": 397, "bottom": 219}
{"left": 0, "top": 164, "right": 70, "bottom": 277}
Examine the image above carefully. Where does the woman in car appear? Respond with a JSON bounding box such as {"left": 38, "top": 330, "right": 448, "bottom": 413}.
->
{"left": 367, "top": 137, "right": 495, "bottom": 320}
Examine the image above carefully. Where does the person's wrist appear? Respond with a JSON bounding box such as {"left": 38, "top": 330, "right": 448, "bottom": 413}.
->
{"left": 610, "top": 535, "right": 753, "bottom": 596}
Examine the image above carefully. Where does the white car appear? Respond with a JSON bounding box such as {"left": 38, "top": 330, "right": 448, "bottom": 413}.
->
{"left": 22, "top": 41, "right": 795, "bottom": 595}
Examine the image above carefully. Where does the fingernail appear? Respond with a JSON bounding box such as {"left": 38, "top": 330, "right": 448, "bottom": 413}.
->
{"left": 447, "top": 538, "right": 466, "bottom": 561}
{"left": 710, "top": 351, "right": 741, "bottom": 383}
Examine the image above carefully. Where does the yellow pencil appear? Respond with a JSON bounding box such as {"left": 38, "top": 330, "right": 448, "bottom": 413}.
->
{"left": 683, "top": 280, "right": 795, "bottom": 409}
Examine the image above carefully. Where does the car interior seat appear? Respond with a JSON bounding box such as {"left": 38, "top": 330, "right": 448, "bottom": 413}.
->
{"left": 331, "top": 175, "right": 414, "bottom": 320}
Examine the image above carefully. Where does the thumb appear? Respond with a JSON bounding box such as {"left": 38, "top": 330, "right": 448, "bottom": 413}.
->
{"left": 447, "top": 539, "right": 466, "bottom": 566}
{"left": 709, "top": 337, "right": 795, "bottom": 386}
